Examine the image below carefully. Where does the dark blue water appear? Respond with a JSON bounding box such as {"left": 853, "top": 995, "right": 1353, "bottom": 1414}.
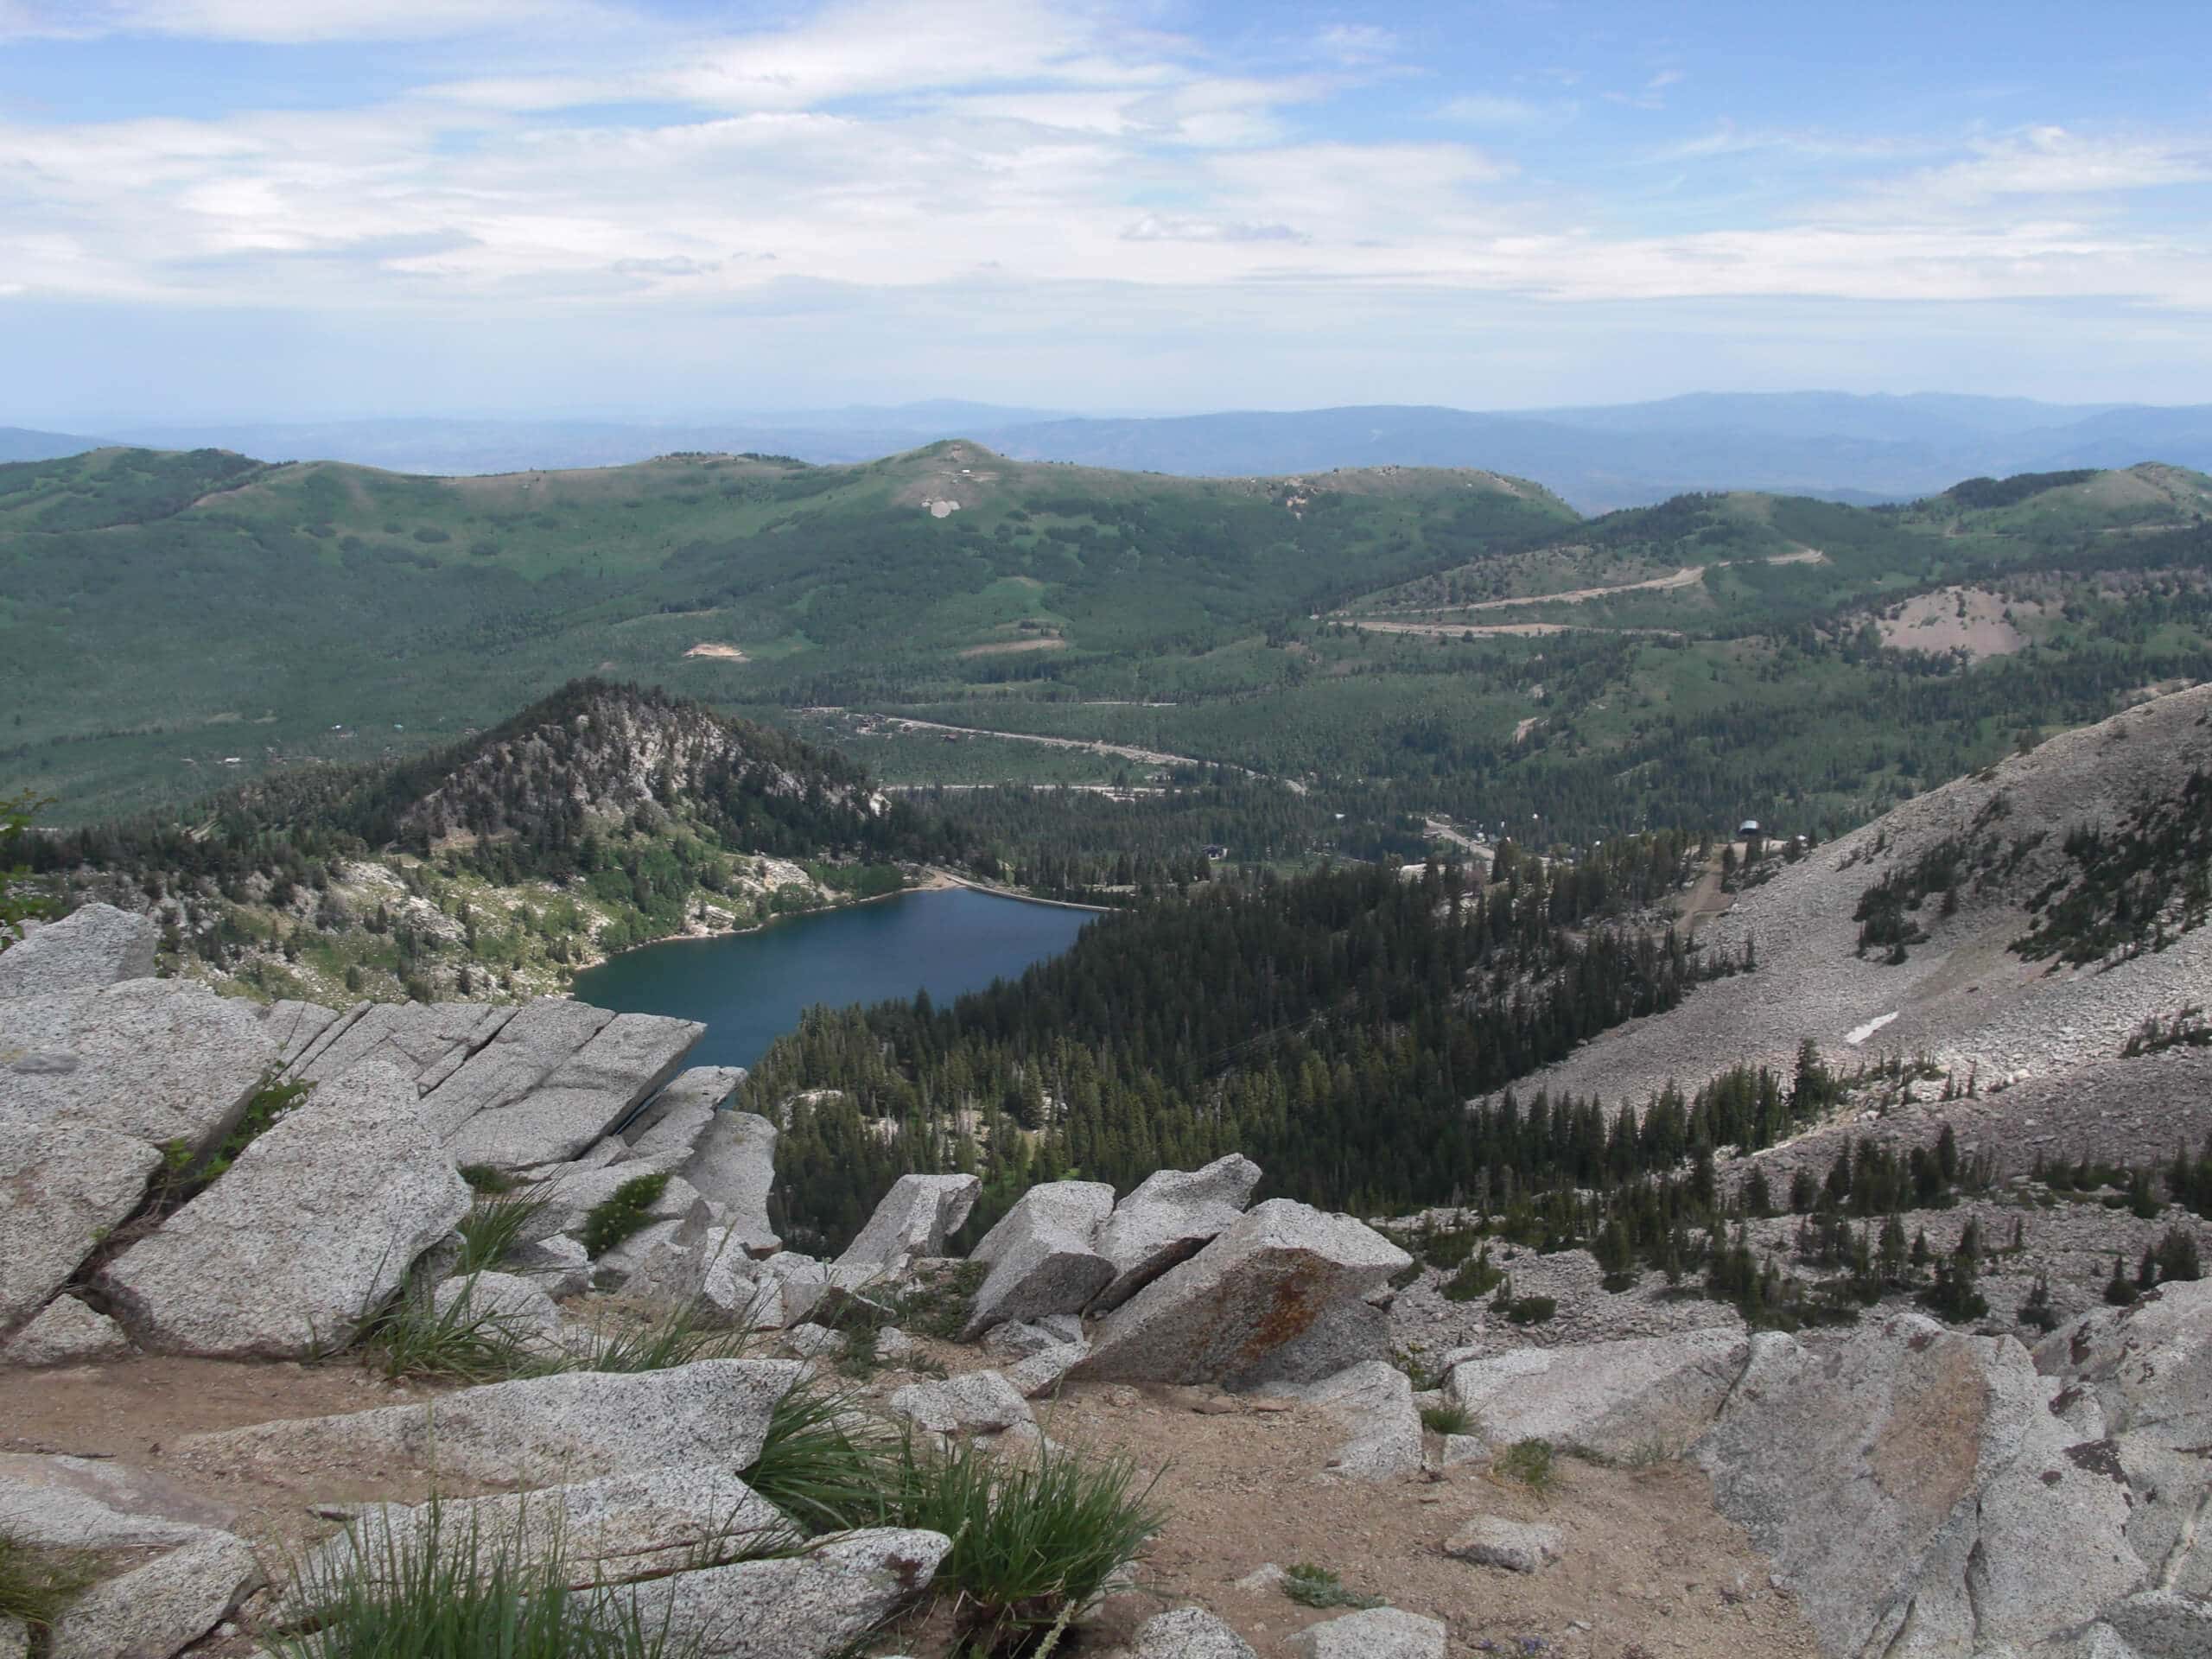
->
{"left": 572, "top": 887, "right": 1093, "bottom": 1071}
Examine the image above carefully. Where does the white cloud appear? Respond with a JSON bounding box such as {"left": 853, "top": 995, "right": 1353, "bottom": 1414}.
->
{"left": 3, "top": 0, "right": 618, "bottom": 43}
{"left": 1438, "top": 93, "right": 1547, "bottom": 129}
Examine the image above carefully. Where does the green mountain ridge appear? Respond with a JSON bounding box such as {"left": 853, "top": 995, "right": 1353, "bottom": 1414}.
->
{"left": 4, "top": 442, "right": 2208, "bottom": 855}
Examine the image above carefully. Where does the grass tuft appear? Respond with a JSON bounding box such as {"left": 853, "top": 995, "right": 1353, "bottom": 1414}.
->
{"left": 454, "top": 1193, "right": 552, "bottom": 1275}
{"left": 1494, "top": 1438, "right": 1557, "bottom": 1494}
{"left": 581, "top": 1174, "right": 670, "bottom": 1260}
{"left": 894, "top": 1436, "right": 1163, "bottom": 1647}
{"left": 0, "top": 1533, "right": 94, "bottom": 1633}
{"left": 1281, "top": 1564, "right": 1383, "bottom": 1610}
{"left": 572, "top": 1297, "right": 764, "bottom": 1374}
{"left": 1419, "top": 1402, "right": 1472, "bottom": 1436}
{"left": 358, "top": 1269, "right": 549, "bottom": 1383}
{"left": 276, "top": 1499, "right": 686, "bottom": 1659}
{"left": 742, "top": 1386, "right": 906, "bottom": 1536}
{"left": 459, "top": 1165, "right": 517, "bottom": 1195}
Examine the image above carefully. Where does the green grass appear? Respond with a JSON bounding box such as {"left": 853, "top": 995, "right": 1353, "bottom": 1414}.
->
{"left": 1419, "top": 1402, "right": 1472, "bottom": 1436}
{"left": 1494, "top": 1438, "right": 1557, "bottom": 1494}
{"left": 357, "top": 1270, "right": 549, "bottom": 1383}
{"left": 275, "top": 1499, "right": 689, "bottom": 1659}
{"left": 741, "top": 1386, "right": 907, "bottom": 1537}
{"left": 1281, "top": 1564, "right": 1383, "bottom": 1611}
{"left": 580, "top": 1174, "right": 670, "bottom": 1260}
{"left": 891, "top": 1436, "right": 1164, "bottom": 1647}
{"left": 570, "top": 1297, "right": 764, "bottom": 1374}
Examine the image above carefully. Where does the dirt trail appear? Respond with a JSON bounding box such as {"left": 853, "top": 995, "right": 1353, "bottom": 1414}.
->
{"left": 1340, "top": 618, "right": 1686, "bottom": 640}
{"left": 843, "top": 715, "right": 1308, "bottom": 794}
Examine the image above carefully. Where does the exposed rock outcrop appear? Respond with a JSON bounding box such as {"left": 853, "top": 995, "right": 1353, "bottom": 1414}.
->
{"left": 1279, "top": 1361, "right": 1423, "bottom": 1480}
{"left": 836, "top": 1173, "right": 981, "bottom": 1270}
{"left": 613, "top": 1527, "right": 950, "bottom": 1659}
{"left": 0, "top": 904, "right": 156, "bottom": 999}
{"left": 98, "top": 1061, "right": 472, "bottom": 1358}
{"left": 1446, "top": 1328, "right": 1750, "bottom": 1460}
{"left": 963, "top": 1179, "right": 1116, "bottom": 1338}
{"left": 1075, "top": 1199, "right": 1411, "bottom": 1387}
{"left": 1090, "top": 1154, "right": 1258, "bottom": 1314}
{"left": 184, "top": 1358, "right": 803, "bottom": 1484}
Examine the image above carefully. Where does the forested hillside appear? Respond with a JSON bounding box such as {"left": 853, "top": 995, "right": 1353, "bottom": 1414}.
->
{"left": 22, "top": 680, "right": 950, "bottom": 1002}
{"left": 5, "top": 441, "right": 2209, "bottom": 874}
{"left": 741, "top": 836, "right": 1742, "bottom": 1249}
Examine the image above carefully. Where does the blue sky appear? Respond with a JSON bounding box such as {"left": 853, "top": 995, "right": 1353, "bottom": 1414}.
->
{"left": 3, "top": 0, "right": 2209, "bottom": 423}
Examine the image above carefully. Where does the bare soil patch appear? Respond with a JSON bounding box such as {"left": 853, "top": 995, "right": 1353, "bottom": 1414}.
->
{"left": 1019, "top": 1382, "right": 1821, "bottom": 1659}
{"left": 681, "top": 642, "right": 748, "bottom": 662}
{"left": 958, "top": 637, "right": 1067, "bottom": 658}
{"left": 1873, "top": 587, "right": 2037, "bottom": 662}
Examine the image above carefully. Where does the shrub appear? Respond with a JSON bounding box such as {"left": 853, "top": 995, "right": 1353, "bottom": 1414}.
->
{"left": 2104, "top": 1253, "right": 2141, "bottom": 1306}
{"left": 1440, "top": 1245, "right": 1504, "bottom": 1303}
{"left": 1281, "top": 1565, "right": 1382, "bottom": 1611}
{"left": 2145, "top": 1225, "right": 2203, "bottom": 1286}
{"left": 459, "top": 1164, "right": 517, "bottom": 1195}
{"left": 896, "top": 1260, "right": 987, "bottom": 1340}
{"left": 275, "top": 1499, "right": 686, "bottom": 1659}
{"left": 1503, "top": 1294, "right": 1557, "bottom": 1325}
{"left": 1419, "top": 1402, "right": 1472, "bottom": 1436}
{"left": 581, "top": 1174, "right": 670, "bottom": 1259}
{"left": 1494, "top": 1438, "right": 1556, "bottom": 1493}
{"left": 454, "top": 1193, "right": 551, "bottom": 1274}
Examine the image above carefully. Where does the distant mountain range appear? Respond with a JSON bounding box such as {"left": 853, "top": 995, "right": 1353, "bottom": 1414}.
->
{"left": 7, "top": 391, "right": 2212, "bottom": 512}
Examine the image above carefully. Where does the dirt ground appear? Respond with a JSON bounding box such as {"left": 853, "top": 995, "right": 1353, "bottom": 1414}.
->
{"left": 1873, "top": 587, "right": 2039, "bottom": 662}
{"left": 1033, "top": 1383, "right": 1816, "bottom": 1659}
{"left": 5, "top": 1348, "right": 1820, "bottom": 1659}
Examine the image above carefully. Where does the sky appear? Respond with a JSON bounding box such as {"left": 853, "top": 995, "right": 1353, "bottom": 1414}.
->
{"left": 3, "top": 0, "right": 2210, "bottom": 423}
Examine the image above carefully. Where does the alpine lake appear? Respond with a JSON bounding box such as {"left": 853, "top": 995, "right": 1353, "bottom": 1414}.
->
{"left": 572, "top": 885, "right": 1093, "bottom": 1071}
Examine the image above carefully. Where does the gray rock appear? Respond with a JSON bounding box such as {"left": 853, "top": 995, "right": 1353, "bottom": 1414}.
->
{"left": 283, "top": 1465, "right": 795, "bottom": 1614}
{"left": 184, "top": 1358, "right": 803, "bottom": 1484}
{"left": 1090, "top": 1195, "right": 1247, "bottom": 1316}
{"left": 1284, "top": 1607, "right": 1446, "bottom": 1659}
{"left": 677, "top": 1106, "right": 779, "bottom": 1255}
{"left": 0, "top": 1116, "right": 161, "bottom": 1329}
{"left": 413, "top": 1000, "right": 616, "bottom": 1141}
{"left": 506, "top": 1233, "right": 593, "bottom": 1298}
{"left": 876, "top": 1326, "right": 918, "bottom": 1364}
{"left": 443, "top": 1009, "right": 703, "bottom": 1171}
{"left": 1004, "top": 1338, "right": 1088, "bottom": 1399}
{"left": 1123, "top": 1154, "right": 1262, "bottom": 1214}
{"left": 1233, "top": 1296, "right": 1395, "bottom": 1389}
{"left": 1, "top": 1296, "right": 131, "bottom": 1367}
{"left": 1446, "top": 1328, "right": 1750, "bottom": 1460}
{"left": 1133, "top": 1607, "right": 1258, "bottom": 1659}
{"left": 2103, "top": 1589, "right": 2212, "bottom": 1658}
{"left": 1091, "top": 1157, "right": 1261, "bottom": 1313}
{"left": 982, "top": 1316, "right": 1084, "bottom": 1360}
{"left": 760, "top": 1252, "right": 895, "bottom": 1328}
{"left": 1074, "top": 1200, "right": 1412, "bottom": 1388}
{"left": 98, "top": 1062, "right": 472, "bottom": 1358}
{"left": 0, "top": 1617, "right": 22, "bottom": 1659}
{"left": 781, "top": 1323, "right": 846, "bottom": 1360}
{"left": 1280, "top": 1362, "right": 1422, "bottom": 1480}
{"left": 1442, "top": 1515, "right": 1563, "bottom": 1574}
{"left": 963, "top": 1180, "right": 1116, "bottom": 1338}
{"left": 1437, "top": 1434, "right": 1484, "bottom": 1468}
{"left": 0, "top": 905, "right": 156, "bottom": 999}
{"left": 624, "top": 1066, "right": 744, "bottom": 1144}
{"left": 294, "top": 1001, "right": 515, "bottom": 1091}
{"left": 630, "top": 1226, "right": 774, "bottom": 1326}
{"left": 277, "top": 999, "right": 370, "bottom": 1079}
{"left": 614, "top": 1527, "right": 949, "bottom": 1659}
{"left": 888, "top": 1370, "right": 1034, "bottom": 1436}
{"left": 0, "top": 1454, "right": 238, "bottom": 1549}
{"left": 432, "top": 1271, "right": 563, "bottom": 1341}
{"left": 0, "top": 979, "right": 277, "bottom": 1158}
{"left": 50, "top": 1529, "right": 263, "bottom": 1659}
{"left": 257, "top": 1000, "right": 342, "bottom": 1070}
{"left": 1694, "top": 1317, "right": 2049, "bottom": 1659}
{"left": 836, "top": 1173, "right": 981, "bottom": 1269}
